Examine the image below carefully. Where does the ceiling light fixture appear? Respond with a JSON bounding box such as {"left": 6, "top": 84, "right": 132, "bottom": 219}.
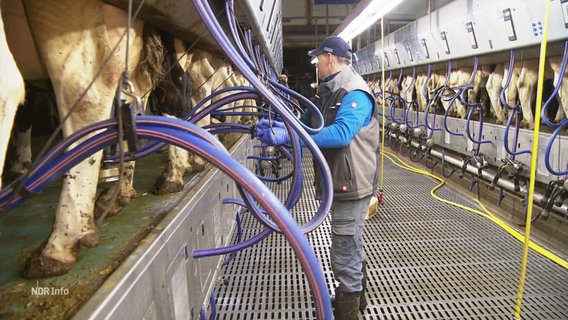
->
{"left": 337, "top": 0, "right": 405, "bottom": 43}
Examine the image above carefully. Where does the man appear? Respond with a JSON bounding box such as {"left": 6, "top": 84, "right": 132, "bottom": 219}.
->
{"left": 277, "top": 73, "right": 302, "bottom": 116}
{"left": 278, "top": 73, "right": 289, "bottom": 86}
{"left": 256, "top": 36, "right": 379, "bottom": 319}
{"left": 304, "top": 36, "right": 380, "bottom": 319}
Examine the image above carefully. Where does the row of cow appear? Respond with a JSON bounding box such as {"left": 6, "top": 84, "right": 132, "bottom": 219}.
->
{"left": 369, "top": 50, "right": 568, "bottom": 131}
{"left": 0, "top": 0, "right": 257, "bottom": 278}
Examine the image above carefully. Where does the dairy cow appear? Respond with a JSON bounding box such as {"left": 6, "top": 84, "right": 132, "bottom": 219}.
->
{"left": 1, "top": 0, "right": 165, "bottom": 278}
{"left": 549, "top": 55, "right": 568, "bottom": 124}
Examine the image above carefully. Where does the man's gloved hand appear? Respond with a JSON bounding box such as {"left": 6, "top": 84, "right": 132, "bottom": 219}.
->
{"left": 256, "top": 118, "right": 286, "bottom": 130}
{"left": 255, "top": 119, "right": 291, "bottom": 145}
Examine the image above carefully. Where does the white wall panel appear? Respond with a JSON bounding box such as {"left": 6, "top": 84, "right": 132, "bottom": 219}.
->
{"left": 354, "top": 0, "right": 568, "bottom": 74}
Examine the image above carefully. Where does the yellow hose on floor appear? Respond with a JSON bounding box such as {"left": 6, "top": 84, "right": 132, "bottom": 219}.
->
{"left": 382, "top": 150, "right": 567, "bottom": 271}
{"left": 375, "top": 2, "right": 560, "bottom": 319}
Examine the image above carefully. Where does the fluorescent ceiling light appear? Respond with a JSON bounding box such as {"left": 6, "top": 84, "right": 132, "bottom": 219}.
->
{"left": 338, "top": 0, "right": 405, "bottom": 43}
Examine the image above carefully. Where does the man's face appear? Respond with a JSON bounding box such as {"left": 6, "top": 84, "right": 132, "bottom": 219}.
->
{"left": 314, "top": 52, "right": 332, "bottom": 80}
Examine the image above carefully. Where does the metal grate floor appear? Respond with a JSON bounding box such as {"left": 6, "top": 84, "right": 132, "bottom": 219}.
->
{"left": 211, "top": 151, "right": 568, "bottom": 319}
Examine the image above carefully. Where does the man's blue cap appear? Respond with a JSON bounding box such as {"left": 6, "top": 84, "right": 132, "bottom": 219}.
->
{"left": 308, "top": 36, "right": 352, "bottom": 60}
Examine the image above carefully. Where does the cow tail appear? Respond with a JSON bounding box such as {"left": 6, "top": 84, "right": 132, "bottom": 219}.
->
{"left": 137, "top": 25, "right": 165, "bottom": 95}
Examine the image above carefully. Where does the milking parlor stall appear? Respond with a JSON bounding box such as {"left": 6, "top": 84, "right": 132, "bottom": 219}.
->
{"left": 0, "top": 0, "right": 305, "bottom": 318}
{"left": 353, "top": 0, "right": 568, "bottom": 258}
{"left": 0, "top": 0, "right": 568, "bottom": 319}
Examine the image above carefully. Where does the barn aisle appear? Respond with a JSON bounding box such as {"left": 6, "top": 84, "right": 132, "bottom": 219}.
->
{"left": 212, "top": 150, "right": 568, "bottom": 319}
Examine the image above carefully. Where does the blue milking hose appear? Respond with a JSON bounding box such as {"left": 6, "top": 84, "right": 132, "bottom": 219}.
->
{"left": 193, "top": 1, "right": 332, "bottom": 318}
{"left": 0, "top": 115, "right": 331, "bottom": 320}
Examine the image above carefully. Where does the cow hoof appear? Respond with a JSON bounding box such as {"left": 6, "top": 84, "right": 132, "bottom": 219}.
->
{"left": 94, "top": 187, "right": 136, "bottom": 220}
{"left": 152, "top": 177, "right": 183, "bottom": 195}
{"left": 520, "top": 119, "right": 533, "bottom": 130}
{"left": 8, "top": 161, "right": 32, "bottom": 180}
{"left": 190, "top": 162, "right": 206, "bottom": 173}
{"left": 240, "top": 115, "right": 253, "bottom": 125}
{"left": 22, "top": 253, "right": 74, "bottom": 279}
{"left": 4, "top": 170, "right": 24, "bottom": 184}
{"left": 79, "top": 232, "right": 99, "bottom": 248}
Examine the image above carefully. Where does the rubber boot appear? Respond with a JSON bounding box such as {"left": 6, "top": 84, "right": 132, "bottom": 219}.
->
{"left": 331, "top": 261, "right": 368, "bottom": 312}
{"left": 359, "top": 260, "right": 367, "bottom": 311}
{"left": 334, "top": 288, "right": 360, "bottom": 320}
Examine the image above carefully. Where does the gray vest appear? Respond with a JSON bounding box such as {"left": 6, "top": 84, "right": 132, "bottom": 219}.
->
{"left": 311, "top": 66, "right": 380, "bottom": 200}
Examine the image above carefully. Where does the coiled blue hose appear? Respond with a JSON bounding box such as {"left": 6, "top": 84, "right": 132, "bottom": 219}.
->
{"left": 465, "top": 104, "right": 492, "bottom": 146}
{"left": 541, "top": 41, "right": 568, "bottom": 128}
{"left": 442, "top": 63, "right": 465, "bottom": 137}
{"left": 424, "top": 63, "right": 445, "bottom": 133}
{"left": 194, "top": 0, "right": 333, "bottom": 229}
{"left": 462, "top": 56, "right": 492, "bottom": 150}
{"left": 500, "top": 50, "right": 531, "bottom": 158}
{"left": 544, "top": 119, "right": 568, "bottom": 176}
{"left": 103, "top": 86, "right": 263, "bottom": 165}
{"left": 193, "top": 0, "right": 332, "bottom": 318}
{"left": 1, "top": 116, "right": 330, "bottom": 320}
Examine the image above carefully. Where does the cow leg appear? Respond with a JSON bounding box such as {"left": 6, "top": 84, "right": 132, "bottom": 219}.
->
{"left": 0, "top": 12, "right": 26, "bottom": 189}
{"left": 152, "top": 144, "right": 206, "bottom": 196}
{"left": 23, "top": 153, "right": 102, "bottom": 277}
{"left": 414, "top": 75, "right": 427, "bottom": 113}
{"left": 454, "top": 68, "right": 472, "bottom": 119}
{"left": 468, "top": 68, "right": 489, "bottom": 120}
{"left": 236, "top": 74, "right": 256, "bottom": 125}
{"left": 152, "top": 114, "right": 207, "bottom": 195}
{"left": 440, "top": 88, "right": 453, "bottom": 117}
{"left": 486, "top": 64, "right": 506, "bottom": 124}
{"left": 8, "top": 127, "right": 31, "bottom": 177}
{"left": 8, "top": 81, "right": 58, "bottom": 181}
{"left": 21, "top": 0, "right": 146, "bottom": 278}
{"left": 186, "top": 120, "right": 207, "bottom": 173}
{"left": 555, "top": 83, "right": 568, "bottom": 123}
{"left": 152, "top": 48, "right": 214, "bottom": 195}
{"left": 549, "top": 56, "right": 568, "bottom": 123}
{"left": 92, "top": 7, "right": 162, "bottom": 220}
{"left": 153, "top": 144, "right": 190, "bottom": 195}
{"left": 94, "top": 156, "right": 137, "bottom": 220}
{"left": 553, "top": 60, "right": 567, "bottom": 124}
{"left": 454, "top": 100, "right": 467, "bottom": 119}
{"left": 212, "top": 64, "right": 238, "bottom": 124}
{"left": 517, "top": 61, "right": 538, "bottom": 130}
{"left": 8, "top": 98, "right": 33, "bottom": 178}
{"left": 502, "top": 63, "right": 521, "bottom": 127}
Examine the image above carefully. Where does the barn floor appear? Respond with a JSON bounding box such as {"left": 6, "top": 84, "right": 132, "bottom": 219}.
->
{"left": 2, "top": 132, "right": 567, "bottom": 319}
{"left": 0, "top": 149, "right": 184, "bottom": 319}
{"left": 211, "top": 150, "right": 568, "bottom": 319}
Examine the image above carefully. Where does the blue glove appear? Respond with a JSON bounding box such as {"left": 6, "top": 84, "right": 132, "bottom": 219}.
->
{"left": 256, "top": 119, "right": 285, "bottom": 129}
{"left": 254, "top": 119, "right": 273, "bottom": 138}
{"left": 260, "top": 126, "right": 290, "bottom": 145}
{"left": 255, "top": 119, "right": 290, "bottom": 145}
